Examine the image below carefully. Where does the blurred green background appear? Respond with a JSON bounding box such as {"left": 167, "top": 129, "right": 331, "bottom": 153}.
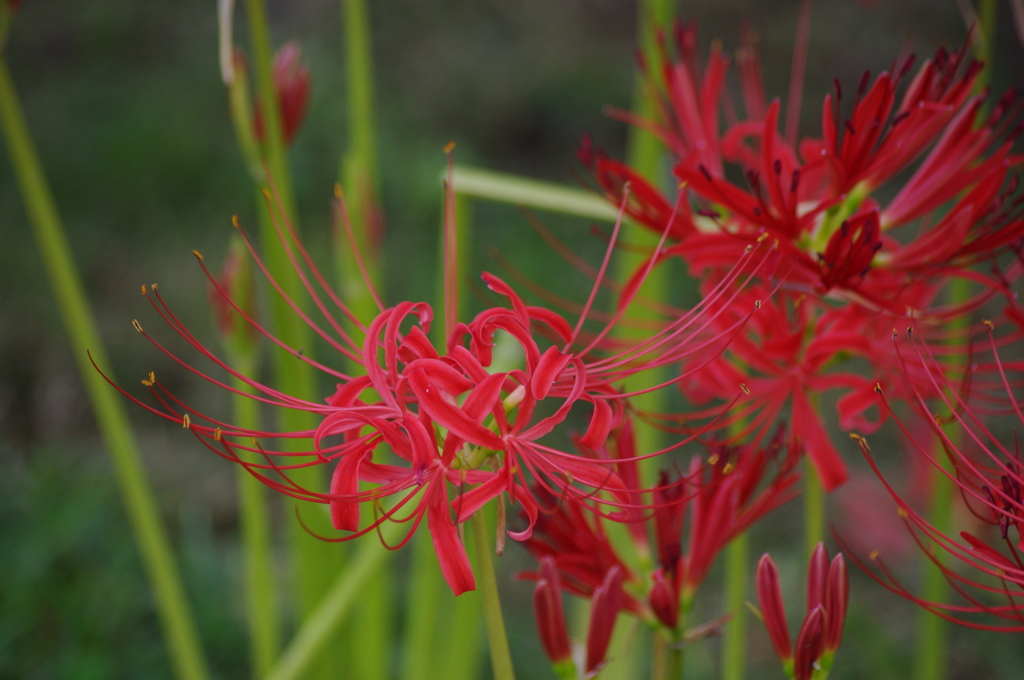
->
{"left": 2, "top": 0, "right": 1024, "bottom": 678}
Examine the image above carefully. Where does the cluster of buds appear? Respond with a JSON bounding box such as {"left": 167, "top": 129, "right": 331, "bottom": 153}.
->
{"left": 756, "top": 543, "right": 848, "bottom": 680}
{"left": 533, "top": 557, "right": 623, "bottom": 679}
{"left": 518, "top": 420, "right": 800, "bottom": 675}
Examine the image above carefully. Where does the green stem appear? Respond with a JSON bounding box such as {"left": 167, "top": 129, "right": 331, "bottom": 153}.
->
{"left": 0, "top": 56, "right": 209, "bottom": 680}
{"left": 470, "top": 510, "right": 516, "bottom": 680}
{"left": 232, "top": 355, "right": 281, "bottom": 678}
{"left": 448, "top": 165, "right": 619, "bottom": 220}
{"left": 804, "top": 457, "right": 825, "bottom": 558}
{"left": 265, "top": 519, "right": 403, "bottom": 680}
{"left": 243, "top": 2, "right": 341, "bottom": 675}
{"left": 400, "top": 531, "right": 444, "bottom": 680}
{"left": 721, "top": 534, "right": 748, "bottom": 680}
{"left": 913, "top": 276, "right": 971, "bottom": 680}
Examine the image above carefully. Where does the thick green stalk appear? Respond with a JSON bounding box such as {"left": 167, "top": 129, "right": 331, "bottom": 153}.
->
{"left": 337, "top": 3, "right": 392, "bottom": 676}
{"left": 400, "top": 532, "right": 445, "bottom": 680}
{"left": 914, "top": 6, "right": 995, "bottom": 673}
{"left": 470, "top": 510, "right": 516, "bottom": 680}
{"left": 617, "top": 0, "right": 675, "bottom": 485}
{"left": 0, "top": 56, "right": 209, "bottom": 680}
{"left": 721, "top": 534, "right": 748, "bottom": 680}
{"left": 803, "top": 458, "right": 826, "bottom": 558}
{"left": 913, "top": 276, "right": 971, "bottom": 680}
{"left": 243, "top": 2, "right": 341, "bottom": 676}
{"left": 230, "top": 353, "right": 280, "bottom": 678}
{"left": 265, "top": 519, "right": 404, "bottom": 680}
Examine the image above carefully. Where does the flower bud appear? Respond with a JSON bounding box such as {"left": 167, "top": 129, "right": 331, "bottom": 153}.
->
{"left": 755, "top": 553, "right": 792, "bottom": 663}
{"left": 585, "top": 566, "right": 623, "bottom": 674}
{"left": 208, "top": 235, "right": 258, "bottom": 355}
{"left": 793, "top": 605, "right": 826, "bottom": 680}
{"left": 254, "top": 41, "right": 311, "bottom": 146}
{"left": 648, "top": 568, "right": 679, "bottom": 629}
{"left": 806, "top": 542, "right": 829, "bottom": 614}
{"left": 824, "top": 553, "right": 848, "bottom": 652}
{"left": 533, "top": 557, "right": 572, "bottom": 666}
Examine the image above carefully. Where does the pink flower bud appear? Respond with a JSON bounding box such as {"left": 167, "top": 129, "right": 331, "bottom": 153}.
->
{"left": 806, "top": 542, "right": 829, "bottom": 614}
{"left": 533, "top": 557, "right": 572, "bottom": 665}
{"left": 648, "top": 568, "right": 679, "bottom": 629}
{"left": 825, "top": 553, "right": 848, "bottom": 652}
{"left": 755, "top": 553, "right": 792, "bottom": 663}
{"left": 585, "top": 566, "right": 623, "bottom": 674}
{"left": 793, "top": 605, "right": 826, "bottom": 680}
{"left": 254, "top": 41, "right": 311, "bottom": 146}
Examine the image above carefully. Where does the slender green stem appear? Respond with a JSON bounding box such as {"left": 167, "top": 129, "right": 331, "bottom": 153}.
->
{"left": 400, "top": 531, "right": 444, "bottom": 680}
{"left": 721, "top": 534, "right": 748, "bottom": 680}
{"left": 803, "top": 457, "right": 826, "bottom": 558}
{"left": 265, "top": 519, "right": 404, "bottom": 680}
{"left": 448, "top": 165, "right": 619, "bottom": 221}
{"left": 913, "top": 276, "right": 971, "bottom": 680}
{"left": 470, "top": 510, "right": 516, "bottom": 680}
{"left": 0, "top": 56, "right": 209, "bottom": 680}
{"left": 231, "top": 355, "right": 281, "bottom": 678}
{"left": 243, "top": 3, "right": 342, "bottom": 676}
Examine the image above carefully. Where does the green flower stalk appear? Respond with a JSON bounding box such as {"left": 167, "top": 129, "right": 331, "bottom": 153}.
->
{"left": 0, "top": 51, "right": 209, "bottom": 680}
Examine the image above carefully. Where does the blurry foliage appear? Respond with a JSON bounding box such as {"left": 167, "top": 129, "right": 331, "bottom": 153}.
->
{"left": 2, "top": 0, "right": 1024, "bottom": 678}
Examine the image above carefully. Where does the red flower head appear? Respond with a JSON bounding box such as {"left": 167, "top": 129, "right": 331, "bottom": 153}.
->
{"left": 107, "top": 154, "right": 764, "bottom": 596}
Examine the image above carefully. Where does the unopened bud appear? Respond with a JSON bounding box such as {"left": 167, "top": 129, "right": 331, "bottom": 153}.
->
{"left": 254, "top": 42, "right": 311, "bottom": 146}
{"left": 585, "top": 566, "right": 623, "bottom": 674}
{"left": 533, "top": 558, "right": 572, "bottom": 666}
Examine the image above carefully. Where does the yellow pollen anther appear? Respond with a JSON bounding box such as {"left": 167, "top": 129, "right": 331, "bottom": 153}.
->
{"left": 444, "top": 140, "right": 456, "bottom": 154}
{"left": 897, "top": 507, "right": 908, "bottom": 519}
{"left": 984, "top": 319, "right": 994, "bottom": 330}
{"left": 708, "top": 454, "right": 720, "bottom": 465}
{"left": 757, "top": 233, "right": 769, "bottom": 243}
{"left": 132, "top": 319, "right": 144, "bottom": 333}
{"left": 772, "top": 238, "right": 779, "bottom": 249}
{"left": 722, "top": 462, "right": 734, "bottom": 474}
{"left": 192, "top": 250, "right": 204, "bottom": 260}
{"left": 182, "top": 413, "right": 191, "bottom": 429}
{"left": 874, "top": 383, "right": 883, "bottom": 395}
{"left": 141, "top": 371, "right": 156, "bottom": 387}
{"left": 740, "top": 383, "right": 751, "bottom": 395}
{"left": 755, "top": 300, "right": 762, "bottom": 309}
{"left": 214, "top": 427, "right": 223, "bottom": 441}
{"left": 892, "top": 328, "right": 898, "bottom": 340}
{"left": 334, "top": 183, "right": 343, "bottom": 199}
{"left": 745, "top": 244, "right": 753, "bottom": 253}
{"left": 869, "top": 550, "right": 880, "bottom": 560}
{"left": 849, "top": 433, "right": 869, "bottom": 451}
{"left": 261, "top": 187, "right": 272, "bottom": 201}
{"left": 151, "top": 283, "right": 158, "bottom": 291}
{"left": 141, "top": 285, "right": 147, "bottom": 295}
{"left": 678, "top": 181, "right": 688, "bottom": 190}
{"left": 232, "top": 215, "right": 241, "bottom": 229}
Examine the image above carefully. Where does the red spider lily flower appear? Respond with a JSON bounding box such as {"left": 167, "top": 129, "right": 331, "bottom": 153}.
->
{"left": 534, "top": 557, "right": 574, "bottom": 670}
{"left": 106, "top": 150, "right": 769, "bottom": 595}
{"left": 849, "top": 315, "right": 1024, "bottom": 630}
{"left": 756, "top": 544, "right": 848, "bottom": 679}
{"left": 586, "top": 19, "right": 1022, "bottom": 315}
{"left": 253, "top": 41, "right": 311, "bottom": 146}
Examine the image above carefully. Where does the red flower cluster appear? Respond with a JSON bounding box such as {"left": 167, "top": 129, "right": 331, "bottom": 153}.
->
{"left": 582, "top": 20, "right": 1022, "bottom": 492}
{"left": 112, "top": 172, "right": 777, "bottom": 597}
